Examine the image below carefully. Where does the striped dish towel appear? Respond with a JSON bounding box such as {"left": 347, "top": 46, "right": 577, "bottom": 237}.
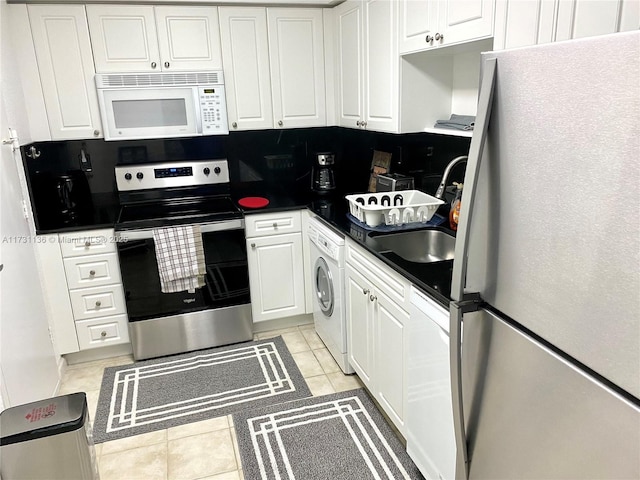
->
{"left": 152, "top": 225, "right": 206, "bottom": 294}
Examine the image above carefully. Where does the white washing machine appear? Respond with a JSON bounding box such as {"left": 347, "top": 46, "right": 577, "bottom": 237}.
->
{"left": 307, "top": 217, "right": 354, "bottom": 374}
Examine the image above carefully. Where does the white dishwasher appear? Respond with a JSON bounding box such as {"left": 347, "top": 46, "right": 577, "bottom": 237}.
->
{"left": 406, "top": 286, "right": 456, "bottom": 480}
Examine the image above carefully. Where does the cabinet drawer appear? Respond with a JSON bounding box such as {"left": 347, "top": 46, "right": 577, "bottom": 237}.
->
{"left": 59, "top": 229, "right": 116, "bottom": 257}
{"left": 346, "top": 239, "right": 409, "bottom": 307}
{"left": 245, "top": 210, "right": 302, "bottom": 237}
{"left": 69, "top": 284, "right": 126, "bottom": 320}
{"left": 63, "top": 253, "right": 121, "bottom": 289}
{"left": 75, "top": 314, "right": 130, "bottom": 350}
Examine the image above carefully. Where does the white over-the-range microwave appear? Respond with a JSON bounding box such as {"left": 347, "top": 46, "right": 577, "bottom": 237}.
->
{"left": 95, "top": 71, "right": 228, "bottom": 141}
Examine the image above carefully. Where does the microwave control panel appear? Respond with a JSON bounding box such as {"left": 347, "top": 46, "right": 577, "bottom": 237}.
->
{"left": 199, "top": 86, "right": 228, "bottom": 134}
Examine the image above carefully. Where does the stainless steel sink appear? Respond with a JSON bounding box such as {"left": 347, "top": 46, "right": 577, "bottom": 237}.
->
{"left": 370, "top": 229, "right": 455, "bottom": 263}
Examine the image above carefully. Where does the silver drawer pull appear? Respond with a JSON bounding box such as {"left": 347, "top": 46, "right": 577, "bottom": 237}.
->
{"left": 251, "top": 243, "right": 256, "bottom": 248}
{"left": 95, "top": 300, "right": 102, "bottom": 307}
{"left": 272, "top": 222, "right": 278, "bottom": 229}
{"left": 100, "top": 331, "right": 107, "bottom": 338}
{"left": 84, "top": 241, "right": 91, "bottom": 248}
{"left": 89, "top": 270, "right": 96, "bottom": 276}
{"left": 369, "top": 294, "right": 377, "bottom": 302}
{"left": 363, "top": 288, "right": 370, "bottom": 295}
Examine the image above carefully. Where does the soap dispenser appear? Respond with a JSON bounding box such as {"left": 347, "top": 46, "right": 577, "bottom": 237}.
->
{"left": 449, "top": 182, "right": 463, "bottom": 231}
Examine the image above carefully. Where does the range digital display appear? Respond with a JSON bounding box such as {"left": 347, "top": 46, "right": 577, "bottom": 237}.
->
{"left": 155, "top": 167, "right": 193, "bottom": 178}
{"left": 203, "top": 89, "right": 215, "bottom": 94}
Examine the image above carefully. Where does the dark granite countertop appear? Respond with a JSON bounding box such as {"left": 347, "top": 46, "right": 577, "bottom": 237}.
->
{"left": 33, "top": 181, "right": 452, "bottom": 308}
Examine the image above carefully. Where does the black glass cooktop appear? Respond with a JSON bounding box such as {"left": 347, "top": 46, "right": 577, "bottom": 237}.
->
{"left": 117, "top": 196, "right": 241, "bottom": 230}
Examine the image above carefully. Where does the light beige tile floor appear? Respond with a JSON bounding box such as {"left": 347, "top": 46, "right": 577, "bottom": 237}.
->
{"left": 60, "top": 324, "right": 367, "bottom": 480}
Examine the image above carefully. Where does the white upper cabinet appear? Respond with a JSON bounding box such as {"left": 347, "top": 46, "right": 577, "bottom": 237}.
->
{"left": 154, "top": 7, "right": 223, "bottom": 71}
{"left": 87, "top": 5, "right": 222, "bottom": 73}
{"left": 267, "top": 8, "right": 326, "bottom": 129}
{"left": 494, "top": 0, "right": 640, "bottom": 50}
{"left": 219, "top": 7, "right": 274, "bottom": 130}
{"left": 220, "top": 6, "right": 326, "bottom": 131}
{"left": 335, "top": 0, "right": 399, "bottom": 133}
{"left": 399, "top": 0, "right": 494, "bottom": 54}
{"left": 28, "top": 4, "right": 103, "bottom": 140}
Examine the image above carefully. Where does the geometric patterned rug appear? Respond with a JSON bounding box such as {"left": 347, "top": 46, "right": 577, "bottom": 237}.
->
{"left": 92, "top": 336, "right": 311, "bottom": 443}
{"left": 233, "top": 388, "right": 424, "bottom": 479}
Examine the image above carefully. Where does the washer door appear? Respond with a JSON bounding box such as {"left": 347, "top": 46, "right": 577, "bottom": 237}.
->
{"left": 314, "top": 257, "right": 334, "bottom": 317}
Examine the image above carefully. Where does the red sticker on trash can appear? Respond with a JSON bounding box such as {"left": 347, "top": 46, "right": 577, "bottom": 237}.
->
{"left": 25, "top": 403, "right": 56, "bottom": 422}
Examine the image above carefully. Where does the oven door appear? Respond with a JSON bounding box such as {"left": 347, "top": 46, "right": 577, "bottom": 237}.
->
{"left": 98, "top": 86, "right": 200, "bottom": 141}
{"left": 116, "top": 220, "right": 250, "bottom": 323}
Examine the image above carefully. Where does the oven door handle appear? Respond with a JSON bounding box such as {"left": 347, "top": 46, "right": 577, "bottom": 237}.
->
{"left": 116, "top": 219, "right": 245, "bottom": 241}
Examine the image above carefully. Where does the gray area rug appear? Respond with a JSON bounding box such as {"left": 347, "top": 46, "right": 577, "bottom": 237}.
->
{"left": 93, "top": 336, "right": 311, "bottom": 443}
{"left": 233, "top": 389, "right": 425, "bottom": 480}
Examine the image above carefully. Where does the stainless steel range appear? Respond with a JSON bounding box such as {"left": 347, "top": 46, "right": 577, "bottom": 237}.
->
{"left": 114, "top": 159, "right": 252, "bottom": 360}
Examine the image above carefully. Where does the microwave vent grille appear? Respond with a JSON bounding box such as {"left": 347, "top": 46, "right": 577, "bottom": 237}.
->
{"left": 96, "top": 72, "right": 222, "bottom": 88}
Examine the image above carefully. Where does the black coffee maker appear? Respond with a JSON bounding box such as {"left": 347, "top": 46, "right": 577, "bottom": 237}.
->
{"left": 311, "top": 152, "right": 337, "bottom": 194}
{"left": 32, "top": 170, "right": 92, "bottom": 228}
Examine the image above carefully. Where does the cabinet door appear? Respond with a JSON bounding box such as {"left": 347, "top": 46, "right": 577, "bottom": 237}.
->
{"left": 399, "top": 0, "right": 439, "bottom": 54}
{"left": 345, "top": 264, "right": 374, "bottom": 387}
{"left": 335, "top": 0, "right": 363, "bottom": 129}
{"left": 247, "top": 233, "right": 305, "bottom": 322}
{"left": 87, "top": 5, "right": 160, "bottom": 73}
{"left": 375, "top": 288, "right": 409, "bottom": 432}
{"left": 267, "top": 8, "right": 326, "bottom": 129}
{"left": 363, "top": 0, "right": 399, "bottom": 133}
{"left": 155, "top": 6, "right": 223, "bottom": 72}
{"left": 28, "top": 5, "right": 102, "bottom": 140}
{"left": 556, "top": 0, "right": 630, "bottom": 41}
{"left": 219, "top": 7, "right": 273, "bottom": 131}
{"left": 439, "top": 0, "right": 495, "bottom": 45}
{"left": 493, "top": 0, "right": 557, "bottom": 50}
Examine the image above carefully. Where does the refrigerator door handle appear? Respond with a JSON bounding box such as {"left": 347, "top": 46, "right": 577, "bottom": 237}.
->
{"left": 449, "top": 57, "right": 496, "bottom": 480}
{"left": 450, "top": 57, "right": 497, "bottom": 302}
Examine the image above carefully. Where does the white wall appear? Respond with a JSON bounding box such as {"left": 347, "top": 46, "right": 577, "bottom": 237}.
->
{"left": 1, "top": 0, "right": 61, "bottom": 407}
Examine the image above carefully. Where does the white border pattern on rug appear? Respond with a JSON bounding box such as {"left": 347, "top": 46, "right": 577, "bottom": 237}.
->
{"left": 246, "top": 395, "right": 414, "bottom": 480}
{"left": 106, "top": 341, "right": 296, "bottom": 433}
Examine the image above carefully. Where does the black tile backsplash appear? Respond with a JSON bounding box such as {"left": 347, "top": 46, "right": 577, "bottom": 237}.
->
{"left": 22, "top": 127, "right": 470, "bottom": 232}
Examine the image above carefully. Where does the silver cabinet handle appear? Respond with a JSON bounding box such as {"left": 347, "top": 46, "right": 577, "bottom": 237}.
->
{"left": 93, "top": 130, "right": 100, "bottom": 137}
{"left": 84, "top": 241, "right": 91, "bottom": 248}
{"left": 435, "top": 32, "right": 443, "bottom": 41}
{"left": 232, "top": 122, "right": 238, "bottom": 129}
{"left": 278, "top": 120, "right": 283, "bottom": 126}
{"left": 151, "top": 62, "right": 157, "bottom": 69}
{"left": 0, "top": 264, "right": 3, "bottom": 272}
{"left": 95, "top": 300, "right": 102, "bottom": 307}
{"left": 100, "top": 331, "right": 107, "bottom": 338}
{"left": 369, "top": 294, "right": 377, "bottom": 302}
{"left": 251, "top": 243, "right": 256, "bottom": 248}
{"left": 272, "top": 222, "right": 278, "bottom": 229}
{"left": 426, "top": 34, "right": 433, "bottom": 43}
{"left": 164, "top": 61, "right": 170, "bottom": 68}
{"left": 89, "top": 270, "right": 96, "bottom": 276}
{"left": 356, "top": 120, "right": 362, "bottom": 127}
{"left": 362, "top": 121, "right": 367, "bottom": 128}
{"left": 362, "top": 288, "right": 370, "bottom": 295}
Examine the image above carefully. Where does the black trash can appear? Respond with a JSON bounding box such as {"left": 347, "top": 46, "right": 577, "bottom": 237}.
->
{"left": 0, "top": 392, "right": 99, "bottom": 479}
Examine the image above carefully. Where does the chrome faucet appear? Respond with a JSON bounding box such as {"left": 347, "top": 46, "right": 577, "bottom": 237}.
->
{"left": 435, "top": 155, "right": 468, "bottom": 200}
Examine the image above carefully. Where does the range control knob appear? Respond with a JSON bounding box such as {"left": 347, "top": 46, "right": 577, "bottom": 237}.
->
{"left": 203, "top": 167, "right": 210, "bottom": 175}
{"left": 136, "top": 172, "right": 144, "bottom": 180}
{"left": 124, "top": 173, "right": 132, "bottom": 180}
{"left": 214, "top": 166, "right": 221, "bottom": 175}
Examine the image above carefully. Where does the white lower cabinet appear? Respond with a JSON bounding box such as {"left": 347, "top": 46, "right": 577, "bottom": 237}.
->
{"left": 36, "top": 228, "right": 129, "bottom": 354}
{"left": 246, "top": 211, "right": 307, "bottom": 323}
{"left": 345, "top": 238, "right": 410, "bottom": 433}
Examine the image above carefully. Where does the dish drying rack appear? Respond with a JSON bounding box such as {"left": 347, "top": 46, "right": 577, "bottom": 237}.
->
{"left": 345, "top": 190, "right": 444, "bottom": 227}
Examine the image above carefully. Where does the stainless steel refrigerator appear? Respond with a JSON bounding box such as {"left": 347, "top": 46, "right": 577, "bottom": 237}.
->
{"left": 450, "top": 31, "right": 640, "bottom": 479}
